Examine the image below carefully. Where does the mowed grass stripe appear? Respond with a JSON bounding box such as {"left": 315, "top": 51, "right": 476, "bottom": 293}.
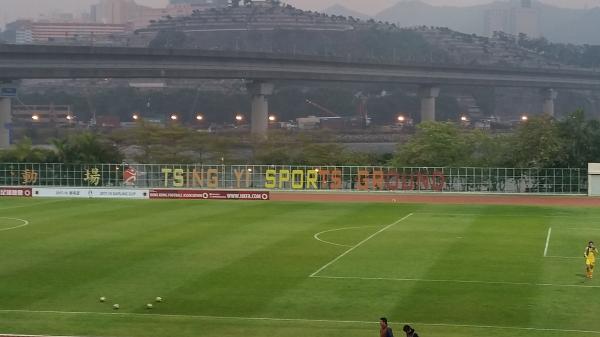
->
{"left": 0, "top": 201, "right": 289, "bottom": 308}
{"left": 1, "top": 310, "right": 600, "bottom": 337}
{"left": 0, "top": 199, "right": 69, "bottom": 211}
{"left": 385, "top": 208, "right": 541, "bottom": 328}
{"left": 163, "top": 203, "right": 401, "bottom": 318}
{"left": 0, "top": 200, "right": 600, "bottom": 337}
{"left": 529, "top": 214, "right": 599, "bottom": 331}
{"left": 0, "top": 202, "right": 302, "bottom": 310}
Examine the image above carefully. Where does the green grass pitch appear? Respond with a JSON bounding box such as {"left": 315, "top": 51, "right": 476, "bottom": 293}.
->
{"left": 0, "top": 198, "right": 599, "bottom": 337}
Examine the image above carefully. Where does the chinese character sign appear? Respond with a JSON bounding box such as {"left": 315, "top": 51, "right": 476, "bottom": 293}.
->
{"left": 21, "top": 169, "right": 38, "bottom": 185}
{"left": 84, "top": 168, "right": 101, "bottom": 186}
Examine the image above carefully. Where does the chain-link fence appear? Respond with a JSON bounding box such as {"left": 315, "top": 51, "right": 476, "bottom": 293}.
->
{"left": 0, "top": 163, "right": 587, "bottom": 194}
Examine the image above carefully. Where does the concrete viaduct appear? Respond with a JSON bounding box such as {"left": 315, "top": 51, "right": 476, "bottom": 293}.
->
{"left": 2, "top": 44, "right": 600, "bottom": 147}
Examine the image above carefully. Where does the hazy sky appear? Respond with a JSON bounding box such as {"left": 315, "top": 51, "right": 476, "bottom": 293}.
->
{"left": 2, "top": 0, "right": 600, "bottom": 27}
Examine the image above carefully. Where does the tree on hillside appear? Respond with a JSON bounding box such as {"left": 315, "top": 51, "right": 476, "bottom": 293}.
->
{"left": 53, "top": 132, "right": 123, "bottom": 164}
{"left": 0, "top": 138, "right": 57, "bottom": 163}
{"left": 557, "top": 110, "right": 600, "bottom": 168}
{"left": 252, "top": 132, "right": 351, "bottom": 165}
{"left": 508, "top": 116, "right": 564, "bottom": 168}
{"left": 390, "top": 122, "right": 472, "bottom": 167}
{"left": 468, "top": 130, "right": 513, "bottom": 167}
{"left": 112, "top": 123, "right": 210, "bottom": 164}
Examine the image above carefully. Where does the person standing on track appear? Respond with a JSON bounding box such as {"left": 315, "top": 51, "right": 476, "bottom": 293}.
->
{"left": 585, "top": 241, "right": 598, "bottom": 279}
{"left": 380, "top": 317, "right": 394, "bottom": 337}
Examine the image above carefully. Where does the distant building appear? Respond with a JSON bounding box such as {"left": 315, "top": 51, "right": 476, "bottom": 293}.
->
{"left": 510, "top": 3, "right": 539, "bottom": 37}
{"left": 484, "top": 0, "right": 540, "bottom": 38}
{"left": 9, "top": 20, "right": 130, "bottom": 44}
{"left": 15, "top": 27, "right": 33, "bottom": 44}
{"left": 169, "top": 0, "right": 229, "bottom": 7}
{"left": 90, "top": 0, "right": 212, "bottom": 30}
{"left": 12, "top": 105, "right": 74, "bottom": 125}
{"left": 484, "top": 8, "right": 508, "bottom": 37}
{"left": 91, "top": 0, "right": 138, "bottom": 24}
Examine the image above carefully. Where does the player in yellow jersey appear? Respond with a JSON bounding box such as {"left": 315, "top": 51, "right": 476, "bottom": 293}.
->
{"left": 585, "top": 241, "right": 598, "bottom": 279}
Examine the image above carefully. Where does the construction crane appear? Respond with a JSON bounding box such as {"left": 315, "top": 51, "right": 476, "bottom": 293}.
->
{"left": 305, "top": 97, "right": 371, "bottom": 129}
{"left": 304, "top": 99, "right": 340, "bottom": 117}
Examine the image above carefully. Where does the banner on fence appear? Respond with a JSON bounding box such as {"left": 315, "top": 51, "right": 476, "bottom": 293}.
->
{"left": 149, "top": 189, "right": 270, "bottom": 201}
{"left": 0, "top": 163, "right": 587, "bottom": 194}
{"left": 0, "top": 187, "right": 32, "bottom": 197}
{"left": 32, "top": 188, "right": 149, "bottom": 199}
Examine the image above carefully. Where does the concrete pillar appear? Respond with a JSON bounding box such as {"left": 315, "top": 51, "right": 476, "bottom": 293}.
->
{"left": 0, "top": 98, "right": 11, "bottom": 149}
{"left": 247, "top": 81, "right": 274, "bottom": 139}
{"left": 542, "top": 88, "right": 558, "bottom": 117}
{"left": 419, "top": 86, "right": 440, "bottom": 122}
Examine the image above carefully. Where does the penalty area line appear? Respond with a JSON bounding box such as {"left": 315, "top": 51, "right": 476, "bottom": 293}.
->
{"left": 311, "top": 275, "right": 600, "bottom": 289}
{"left": 1, "top": 310, "right": 600, "bottom": 335}
{"left": 309, "top": 213, "right": 413, "bottom": 277}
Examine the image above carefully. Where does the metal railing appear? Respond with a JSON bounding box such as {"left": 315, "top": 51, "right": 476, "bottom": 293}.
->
{"left": 0, "top": 163, "right": 587, "bottom": 195}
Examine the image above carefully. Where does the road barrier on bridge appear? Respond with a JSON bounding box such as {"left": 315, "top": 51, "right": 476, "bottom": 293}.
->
{"left": 0, "top": 163, "right": 587, "bottom": 195}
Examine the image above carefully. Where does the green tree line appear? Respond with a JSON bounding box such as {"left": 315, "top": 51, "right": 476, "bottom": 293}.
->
{"left": 1, "top": 110, "right": 598, "bottom": 169}
{"left": 391, "top": 110, "right": 600, "bottom": 168}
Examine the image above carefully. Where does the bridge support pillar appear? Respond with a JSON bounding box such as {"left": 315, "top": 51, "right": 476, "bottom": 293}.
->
{"left": 542, "top": 89, "right": 557, "bottom": 117}
{"left": 419, "top": 85, "right": 440, "bottom": 122}
{"left": 248, "top": 81, "right": 274, "bottom": 139}
{"left": 0, "top": 97, "right": 11, "bottom": 149}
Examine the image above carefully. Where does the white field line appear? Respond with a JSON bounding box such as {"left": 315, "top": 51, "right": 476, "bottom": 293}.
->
{"left": 0, "top": 218, "right": 29, "bottom": 232}
{"left": 309, "top": 213, "right": 413, "bottom": 277}
{"left": 0, "top": 333, "right": 90, "bottom": 337}
{"left": 311, "top": 275, "right": 600, "bottom": 289}
{"left": 567, "top": 228, "right": 600, "bottom": 231}
{"left": 313, "top": 226, "right": 379, "bottom": 248}
{"left": 545, "top": 256, "right": 581, "bottom": 259}
{"left": 544, "top": 227, "right": 552, "bottom": 257}
{"left": 1, "top": 310, "right": 600, "bottom": 335}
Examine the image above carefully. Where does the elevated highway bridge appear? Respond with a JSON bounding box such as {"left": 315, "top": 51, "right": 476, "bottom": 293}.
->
{"left": 1, "top": 44, "right": 599, "bottom": 146}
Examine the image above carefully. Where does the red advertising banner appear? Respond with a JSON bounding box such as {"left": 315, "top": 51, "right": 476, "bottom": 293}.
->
{"left": 0, "top": 187, "right": 32, "bottom": 197}
{"left": 149, "top": 189, "right": 270, "bottom": 201}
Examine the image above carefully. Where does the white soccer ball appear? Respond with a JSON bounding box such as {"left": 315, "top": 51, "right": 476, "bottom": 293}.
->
{"left": 155, "top": 297, "right": 163, "bottom": 303}
{"left": 100, "top": 297, "right": 106, "bottom": 302}
{"left": 113, "top": 304, "right": 120, "bottom": 310}
{"left": 147, "top": 303, "right": 153, "bottom": 309}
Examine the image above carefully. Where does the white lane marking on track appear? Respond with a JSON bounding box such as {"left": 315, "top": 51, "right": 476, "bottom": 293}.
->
{"left": 313, "top": 226, "right": 379, "bottom": 248}
{"left": 0, "top": 218, "right": 29, "bottom": 232}
{"left": 309, "top": 213, "right": 413, "bottom": 277}
{"left": 1, "top": 310, "right": 600, "bottom": 335}
{"left": 311, "top": 275, "right": 600, "bottom": 289}
{"left": 544, "top": 227, "right": 552, "bottom": 257}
